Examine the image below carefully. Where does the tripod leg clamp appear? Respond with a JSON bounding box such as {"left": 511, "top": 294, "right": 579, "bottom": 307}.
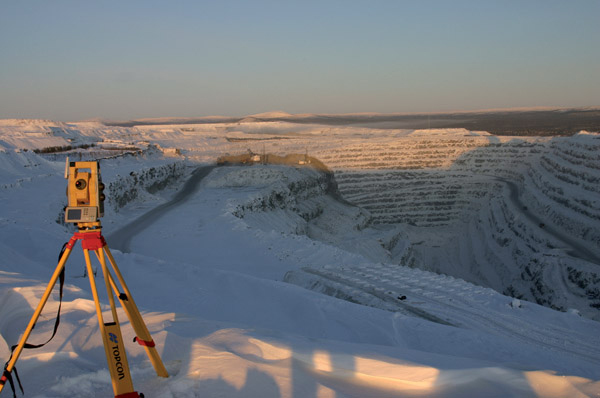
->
{"left": 115, "top": 392, "right": 143, "bottom": 398}
{"left": 1, "top": 367, "right": 24, "bottom": 398}
{"left": 133, "top": 337, "right": 155, "bottom": 348}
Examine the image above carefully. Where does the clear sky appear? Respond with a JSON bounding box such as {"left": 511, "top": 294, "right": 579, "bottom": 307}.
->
{"left": 1, "top": 0, "right": 599, "bottom": 121}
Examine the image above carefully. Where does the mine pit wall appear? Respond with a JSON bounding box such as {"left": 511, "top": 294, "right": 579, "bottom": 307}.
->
{"left": 320, "top": 137, "right": 546, "bottom": 228}
{"left": 327, "top": 135, "right": 599, "bottom": 253}
{"left": 220, "top": 152, "right": 355, "bottom": 222}
{"left": 107, "top": 162, "right": 187, "bottom": 211}
{"left": 230, "top": 161, "right": 371, "bottom": 233}
{"left": 314, "top": 134, "right": 600, "bottom": 319}
{"left": 521, "top": 136, "right": 600, "bottom": 252}
{"left": 232, "top": 169, "right": 331, "bottom": 218}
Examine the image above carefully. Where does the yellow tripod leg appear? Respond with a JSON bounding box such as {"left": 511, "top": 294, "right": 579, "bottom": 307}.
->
{"left": 85, "top": 249, "right": 138, "bottom": 398}
{"left": 101, "top": 246, "right": 169, "bottom": 378}
{"left": 0, "top": 245, "right": 73, "bottom": 395}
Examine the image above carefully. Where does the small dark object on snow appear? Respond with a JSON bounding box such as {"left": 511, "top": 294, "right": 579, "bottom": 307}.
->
{"left": 398, "top": 295, "right": 407, "bottom": 301}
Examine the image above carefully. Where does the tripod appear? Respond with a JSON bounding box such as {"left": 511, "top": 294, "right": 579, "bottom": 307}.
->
{"left": 0, "top": 223, "right": 168, "bottom": 398}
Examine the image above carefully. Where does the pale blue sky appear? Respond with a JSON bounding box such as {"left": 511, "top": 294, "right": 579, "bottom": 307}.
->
{"left": 1, "top": 0, "right": 598, "bottom": 121}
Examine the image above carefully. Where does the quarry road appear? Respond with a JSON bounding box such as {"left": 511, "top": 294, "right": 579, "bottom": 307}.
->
{"left": 107, "top": 165, "right": 216, "bottom": 252}
{"left": 498, "top": 177, "right": 600, "bottom": 265}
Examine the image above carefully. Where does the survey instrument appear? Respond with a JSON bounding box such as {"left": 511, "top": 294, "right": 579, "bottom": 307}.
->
{"left": 1, "top": 160, "right": 168, "bottom": 398}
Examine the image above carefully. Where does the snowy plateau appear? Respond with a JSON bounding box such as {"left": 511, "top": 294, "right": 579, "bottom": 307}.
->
{"left": 0, "top": 117, "right": 599, "bottom": 398}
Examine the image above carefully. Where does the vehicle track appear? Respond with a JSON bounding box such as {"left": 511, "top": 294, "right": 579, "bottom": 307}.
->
{"left": 296, "top": 263, "right": 600, "bottom": 365}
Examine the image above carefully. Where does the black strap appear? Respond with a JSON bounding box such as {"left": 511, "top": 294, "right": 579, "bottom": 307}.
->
{"left": 11, "top": 266, "right": 65, "bottom": 351}
{"left": 1, "top": 242, "right": 68, "bottom": 397}
{"left": 2, "top": 367, "right": 23, "bottom": 398}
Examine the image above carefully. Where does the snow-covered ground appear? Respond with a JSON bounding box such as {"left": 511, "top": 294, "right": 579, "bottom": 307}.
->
{"left": 1, "top": 119, "right": 599, "bottom": 397}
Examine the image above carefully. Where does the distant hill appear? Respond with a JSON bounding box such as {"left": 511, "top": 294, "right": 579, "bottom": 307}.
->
{"left": 99, "top": 107, "right": 600, "bottom": 136}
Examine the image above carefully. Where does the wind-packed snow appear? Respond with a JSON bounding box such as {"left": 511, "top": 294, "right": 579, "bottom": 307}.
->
{"left": 0, "top": 120, "right": 599, "bottom": 397}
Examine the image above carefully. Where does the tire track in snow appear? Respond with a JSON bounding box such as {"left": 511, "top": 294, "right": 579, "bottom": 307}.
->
{"left": 293, "top": 263, "right": 600, "bottom": 366}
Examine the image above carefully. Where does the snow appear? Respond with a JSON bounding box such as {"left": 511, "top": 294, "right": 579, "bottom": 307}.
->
{"left": 245, "top": 111, "right": 294, "bottom": 119}
{"left": 406, "top": 128, "right": 491, "bottom": 137}
{"left": 0, "top": 120, "right": 599, "bottom": 397}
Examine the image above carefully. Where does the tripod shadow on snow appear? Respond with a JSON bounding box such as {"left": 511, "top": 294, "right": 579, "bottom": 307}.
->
{"left": 157, "top": 318, "right": 599, "bottom": 398}
{"left": 159, "top": 315, "right": 282, "bottom": 397}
